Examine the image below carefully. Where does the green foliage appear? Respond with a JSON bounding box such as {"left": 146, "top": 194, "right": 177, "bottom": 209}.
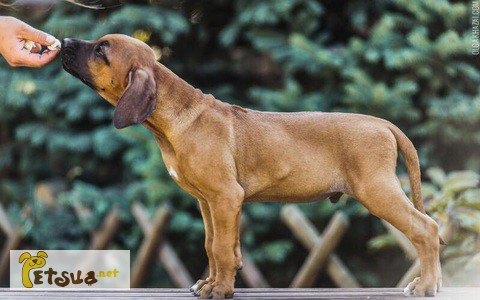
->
{"left": 367, "top": 234, "right": 398, "bottom": 253}
{"left": 251, "top": 239, "right": 293, "bottom": 263}
{"left": 423, "top": 168, "right": 480, "bottom": 260}
{"left": 224, "top": 0, "right": 478, "bottom": 169}
{"left": 1, "top": 0, "right": 479, "bottom": 288}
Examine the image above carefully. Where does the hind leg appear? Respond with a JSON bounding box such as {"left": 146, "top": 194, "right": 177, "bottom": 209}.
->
{"left": 354, "top": 175, "right": 441, "bottom": 297}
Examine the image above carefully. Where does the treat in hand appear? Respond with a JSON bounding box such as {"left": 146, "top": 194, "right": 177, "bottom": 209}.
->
{"left": 23, "top": 38, "right": 61, "bottom": 51}
{"left": 0, "top": 16, "right": 60, "bottom": 67}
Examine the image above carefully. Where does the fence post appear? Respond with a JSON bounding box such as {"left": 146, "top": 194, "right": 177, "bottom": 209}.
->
{"left": 89, "top": 209, "right": 121, "bottom": 250}
{"left": 131, "top": 206, "right": 171, "bottom": 288}
{"left": 132, "top": 202, "right": 194, "bottom": 288}
{"left": 380, "top": 220, "right": 422, "bottom": 288}
{"left": 397, "top": 259, "right": 421, "bottom": 288}
{"left": 290, "top": 211, "right": 349, "bottom": 288}
{"left": 0, "top": 228, "right": 22, "bottom": 284}
{"left": 381, "top": 220, "right": 417, "bottom": 260}
{"left": 281, "top": 205, "right": 360, "bottom": 288}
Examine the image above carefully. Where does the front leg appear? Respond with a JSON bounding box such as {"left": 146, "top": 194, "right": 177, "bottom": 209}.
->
{"left": 191, "top": 200, "right": 216, "bottom": 295}
{"left": 199, "top": 188, "right": 244, "bottom": 299}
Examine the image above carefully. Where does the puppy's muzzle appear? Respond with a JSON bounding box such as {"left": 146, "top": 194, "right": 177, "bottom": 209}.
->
{"left": 61, "top": 38, "right": 80, "bottom": 70}
{"left": 61, "top": 38, "right": 96, "bottom": 90}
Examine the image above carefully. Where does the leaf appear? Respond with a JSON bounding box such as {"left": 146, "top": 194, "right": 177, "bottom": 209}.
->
{"left": 426, "top": 167, "right": 446, "bottom": 186}
{"left": 459, "top": 189, "right": 480, "bottom": 210}
{"left": 442, "top": 171, "right": 479, "bottom": 195}
{"left": 368, "top": 234, "right": 398, "bottom": 252}
{"left": 454, "top": 209, "right": 480, "bottom": 233}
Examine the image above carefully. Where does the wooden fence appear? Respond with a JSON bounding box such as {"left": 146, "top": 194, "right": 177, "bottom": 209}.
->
{"left": 0, "top": 182, "right": 427, "bottom": 288}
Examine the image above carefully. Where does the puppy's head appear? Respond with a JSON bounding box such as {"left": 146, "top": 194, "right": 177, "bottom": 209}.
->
{"left": 61, "top": 34, "right": 157, "bottom": 129}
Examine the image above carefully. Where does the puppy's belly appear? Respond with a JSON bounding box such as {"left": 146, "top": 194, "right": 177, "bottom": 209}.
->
{"left": 243, "top": 177, "right": 349, "bottom": 204}
{"left": 244, "top": 192, "right": 336, "bottom": 204}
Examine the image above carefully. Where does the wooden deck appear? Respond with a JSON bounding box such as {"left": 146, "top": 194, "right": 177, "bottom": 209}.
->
{"left": 0, "top": 288, "right": 478, "bottom": 299}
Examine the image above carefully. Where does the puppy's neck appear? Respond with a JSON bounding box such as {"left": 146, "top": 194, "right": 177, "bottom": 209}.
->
{"left": 143, "top": 62, "right": 218, "bottom": 142}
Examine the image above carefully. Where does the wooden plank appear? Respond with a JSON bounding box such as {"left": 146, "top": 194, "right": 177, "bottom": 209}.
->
{"left": 281, "top": 205, "right": 361, "bottom": 288}
{"left": 0, "top": 228, "right": 23, "bottom": 283}
{"left": 290, "top": 212, "right": 349, "bottom": 288}
{"left": 0, "top": 288, "right": 409, "bottom": 293}
{"left": 131, "top": 206, "right": 171, "bottom": 288}
{"left": 159, "top": 243, "right": 194, "bottom": 288}
{"left": 132, "top": 203, "right": 193, "bottom": 288}
{"left": 132, "top": 203, "right": 152, "bottom": 235}
{"left": 239, "top": 252, "right": 269, "bottom": 288}
{"left": 0, "top": 203, "right": 13, "bottom": 236}
{"left": 237, "top": 218, "right": 270, "bottom": 288}
{"left": 396, "top": 258, "right": 420, "bottom": 288}
{"left": 381, "top": 220, "right": 417, "bottom": 261}
{"left": 0, "top": 288, "right": 477, "bottom": 299}
{"left": 89, "top": 209, "right": 121, "bottom": 250}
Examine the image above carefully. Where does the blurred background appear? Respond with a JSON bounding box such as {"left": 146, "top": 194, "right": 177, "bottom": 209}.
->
{"left": 0, "top": 0, "right": 479, "bottom": 289}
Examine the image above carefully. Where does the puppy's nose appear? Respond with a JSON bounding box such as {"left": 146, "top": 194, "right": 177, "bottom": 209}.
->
{"left": 62, "top": 38, "right": 73, "bottom": 48}
{"left": 32, "top": 259, "right": 37, "bottom": 263}
{"left": 62, "top": 38, "right": 79, "bottom": 48}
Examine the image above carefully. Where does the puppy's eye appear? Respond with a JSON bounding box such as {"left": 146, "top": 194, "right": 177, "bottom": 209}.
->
{"left": 95, "top": 41, "right": 109, "bottom": 58}
{"left": 94, "top": 41, "right": 111, "bottom": 66}
{"left": 95, "top": 45, "right": 104, "bottom": 57}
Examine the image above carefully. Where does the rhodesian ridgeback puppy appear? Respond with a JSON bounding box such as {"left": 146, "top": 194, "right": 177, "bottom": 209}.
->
{"left": 61, "top": 34, "right": 443, "bottom": 298}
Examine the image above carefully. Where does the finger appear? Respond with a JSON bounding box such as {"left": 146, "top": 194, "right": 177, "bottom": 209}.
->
{"left": 31, "top": 43, "right": 42, "bottom": 53}
{"left": 19, "top": 23, "right": 56, "bottom": 46}
{"left": 14, "top": 49, "right": 59, "bottom": 68}
{"left": 33, "top": 49, "right": 60, "bottom": 67}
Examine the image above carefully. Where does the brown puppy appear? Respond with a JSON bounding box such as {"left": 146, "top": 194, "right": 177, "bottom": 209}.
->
{"left": 61, "top": 34, "right": 442, "bottom": 298}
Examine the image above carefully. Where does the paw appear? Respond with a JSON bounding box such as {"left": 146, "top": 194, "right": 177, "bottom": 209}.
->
{"left": 211, "top": 283, "right": 234, "bottom": 299}
{"left": 198, "top": 282, "right": 214, "bottom": 299}
{"left": 191, "top": 278, "right": 212, "bottom": 295}
{"left": 403, "top": 277, "right": 437, "bottom": 297}
{"left": 403, "top": 277, "right": 419, "bottom": 296}
{"left": 197, "top": 282, "right": 234, "bottom": 299}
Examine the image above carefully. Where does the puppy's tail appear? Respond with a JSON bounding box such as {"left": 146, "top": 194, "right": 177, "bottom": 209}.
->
{"left": 389, "top": 125, "right": 447, "bottom": 245}
{"left": 389, "top": 125, "right": 425, "bottom": 214}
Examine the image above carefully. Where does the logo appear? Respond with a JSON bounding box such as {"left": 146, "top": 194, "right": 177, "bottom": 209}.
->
{"left": 19, "top": 251, "right": 48, "bottom": 288}
{"left": 11, "top": 250, "right": 129, "bottom": 289}
{"left": 18, "top": 251, "right": 98, "bottom": 288}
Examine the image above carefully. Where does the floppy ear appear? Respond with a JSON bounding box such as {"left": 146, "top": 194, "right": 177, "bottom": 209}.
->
{"left": 37, "top": 251, "right": 48, "bottom": 258}
{"left": 113, "top": 68, "right": 157, "bottom": 129}
{"left": 19, "top": 252, "right": 31, "bottom": 263}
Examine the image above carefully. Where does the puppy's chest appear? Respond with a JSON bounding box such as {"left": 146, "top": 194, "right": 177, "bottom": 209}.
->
{"left": 162, "top": 155, "right": 183, "bottom": 183}
{"left": 162, "top": 153, "right": 202, "bottom": 197}
{"left": 167, "top": 166, "right": 180, "bottom": 181}
{"left": 166, "top": 164, "right": 207, "bottom": 199}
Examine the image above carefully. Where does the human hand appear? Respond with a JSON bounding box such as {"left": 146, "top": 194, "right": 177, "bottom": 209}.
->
{"left": 0, "top": 16, "right": 60, "bottom": 68}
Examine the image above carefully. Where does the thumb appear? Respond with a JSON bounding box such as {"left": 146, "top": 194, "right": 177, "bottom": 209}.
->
{"left": 19, "top": 24, "right": 55, "bottom": 46}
